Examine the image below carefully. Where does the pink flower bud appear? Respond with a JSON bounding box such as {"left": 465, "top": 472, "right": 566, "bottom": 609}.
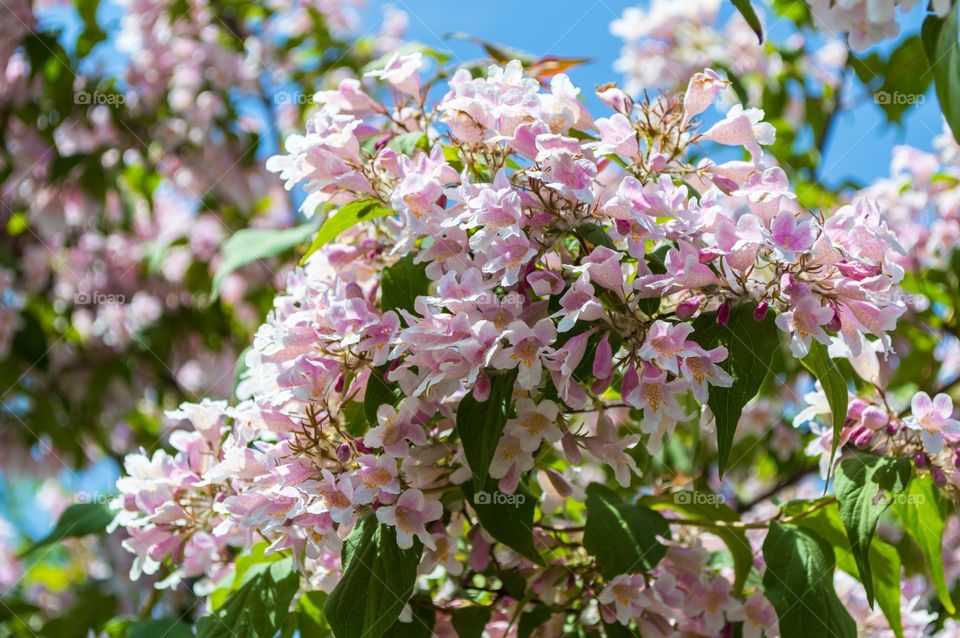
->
{"left": 561, "top": 431, "right": 582, "bottom": 464}
{"left": 336, "top": 443, "right": 351, "bottom": 463}
{"left": 753, "top": 301, "right": 768, "bottom": 321}
{"left": 717, "top": 301, "right": 731, "bottom": 327}
{"left": 596, "top": 83, "right": 633, "bottom": 115}
{"left": 472, "top": 373, "right": 491, "bottom": 402}
{"left": 914, "top": 452, "right": 928, "bottom": 469}
{"left": 593, "top": 332, "right": 613, "bottom": 379}
{"left": 676, "top": 297, "right": 701, "bottom": 320}
{"left": 933, "top": 467, "right": 947, "bottom": 487}
{"left": 825, "top": 306, "right": 842, "bottom": 332}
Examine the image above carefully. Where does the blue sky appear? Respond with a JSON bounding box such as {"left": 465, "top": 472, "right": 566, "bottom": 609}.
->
{"left": 364, "top": 0, "right": 944, "bottom": 189}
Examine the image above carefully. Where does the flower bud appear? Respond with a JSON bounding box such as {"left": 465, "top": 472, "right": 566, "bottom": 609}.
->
{"left": 753, "top": 301, "right": 768, "bottom": 321}
{"left": 932, "top": 467, "right": 947, "bottom": 487}
{"left": 676, "top": 297, "right": 701, "bottom": 320}
{"left": 914, "top": 452, "right": 928, "bottom": 469}
{"left": 825, "top": 306, "right": 842, "bottom": 332}
{"left": 336, "top": 443, "right": 351, "bottom": 463}
{"left": 596, "top": 83, "right": 633, "bottom": 115}
{"left": 717, "top": 301, "right": 731, "bottom": 327}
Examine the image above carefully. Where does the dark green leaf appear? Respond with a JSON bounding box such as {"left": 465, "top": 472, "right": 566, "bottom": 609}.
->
{"left": 27, "top": 502, "right": 113, "bottom": 555}
{"left": 382, "top": 596, "right": 436, "bottom": 638}
{"left": 692, "top": 304, "right": 780, "bottom": 475}
{"left": 518, "top": 605, "right": 553, "bottom": 638}
{"left": 451, "top": 606, "right": 491, "bottom": 638}
{"left": 196, "top": 558, "right": 300, "bottom": 638}
{"left": 462, "top": 477, "right": 543, "bottom": 565}
{"left": 212, "top": 222, "right": 318, "bottom": 297}
{"left": 584, "top": 483, "right": 669, "bottom": 578}
{"left": 834, "top": 453, "right": 911, "bottom": 606}
{"left": 364, "top": 364, "right": 400, "bottom": 425}
{"left": 456, "top": 372, "right": 515, "bottom": 488}
{"left": 380, "top": 254, "right": 430, "bottom": 315}
{"left": 923, "top": 3, "right": 960, "bottom": 143}
{"left": 892, "top": 474, "right": 955, "bottom": 614}
{"left": 800, "top": 340, "right": 848, "bottom": 475}
{"left": 762, "top": 523, "right": 856, "bottom": 638}
{"left": 784, "top": 499, "right": 904, "bottom": 638}
{"left": 324, "top": 515, "right": 423, "bottom": 638}
{"left": 731, "top": 0, "right": 763, "bottom": 43}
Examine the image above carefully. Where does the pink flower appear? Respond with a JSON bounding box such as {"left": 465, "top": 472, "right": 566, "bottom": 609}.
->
{"left": 364, "top": 400, "right": 427, "bottom": 457}
{"left": 769, "top": 209, "right": 815, "bottom": 262}
{"left": 504, "top": 398, "right": 562, "bottom": 452}
{"left": 352, "top": 455, "right": 401, "bottom": 504}
{"left": 637, "top": 320, "right": 699, "bottom": 374}
{"left": 491, "top": 319, "right": 557, "bottom": 390}
{"left": 701, "top": 104, "right": 775, "bottom": 161}
{"left": 553, "top": 277, "right": 605, "bottom": 332}
{"left": 905, "top": 392, "right": 960, "bottom": 454}
{"left": 682, "top": 68, "right": 728, "bottom": 126}
{"left": 489, "top": 433, "right": 535, "bottom": 493}
{"left": 599, "top": 573, "right": 647, "bottom": 624}
{"left": 375, "top": 488, "right": 443, "bottom": 550}
{"left": 365, "top": 52, "right": 424, "bottom": 96}
{"left": 775, "top": 296, "right": 834, "bottom": 357}
{"left": 623, "top": 363, "right": 689, "bottom": 448}
{"left": 592, "top": 113, "right": 639, "bottom": 158}
{"left": 681, "top": 345, "right": 733, "bottom": 403}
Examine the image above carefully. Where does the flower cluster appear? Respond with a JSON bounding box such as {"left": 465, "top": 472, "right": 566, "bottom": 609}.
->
{"left": 111, "top": 55, "right": 912, "bottom": 635}
{"left": 807, "top": 0, "right": 951, "bottom": 50}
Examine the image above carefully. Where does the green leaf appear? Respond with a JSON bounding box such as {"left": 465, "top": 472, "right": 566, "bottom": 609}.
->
{"left": 380, "top": 254, "right": 430, "bottom": 314}
{"left": 26, "top": 502, "right": 113, "bottom": 555}
{"left": 784, "top": 499, "right": 904, "bottom": 638}
{"left": 639, "top": 491, "right": 752, "bottom": 594}
{"left": 762, "top": 523, "right": 856, "bottom": 638}
{"left": 212, "top": 222, "right": 318, "bottom": 297}
{"left": 294, "top": 591, "right": 332, "bottom": 638}
{"left": 382, "top": 596, "right": 435, "bottom": 638}
{"left": 129, "top": 618, "right": 193, "bottom": 638}
{"left": 196, "top": 558, "right": 300, "bottom": 638}
{"left": 583, "top": 483, "right": 669, "bottom": 578}
{"left": 303, "top": 200, "right": 393, "bottom": 264}
{"left": 461, "top": 477, "right": 543, "bottom": 565}
{"left": 800, "top": 340, "right": 848, "bottom": 474}
{"left": 451, "top": 606, "right": 491, "bottom": 638}
{"left": 834, "top": 453, "right": 911, "bottom": 606}
{"left": 691, "top": 304, "right": 780, "bottom": 475}
{"left": 577, "top": 223, "right": 615, "bottom": 250}
{"left": 364, "top": 364, "right": 400, "bottom": 425}
{"left": 923, "top": 2, "right": 960, "bottom": 143}
{"left": 387, "top": 132, "right": 430, "bottom": 156}
{"left": 518, "top": 605, "right": 553, "bottom": 638}
{"left": 324, "top": 515, "right": 423, "bottom": 638}
{"left": 456, "top": 372, "right": 515, "bottom": 488}
{"left": 892, "top": 474, "right": 955, "bottom": 614}
{"left": 731, "top": 0, "right": 763, "bottom": 43}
